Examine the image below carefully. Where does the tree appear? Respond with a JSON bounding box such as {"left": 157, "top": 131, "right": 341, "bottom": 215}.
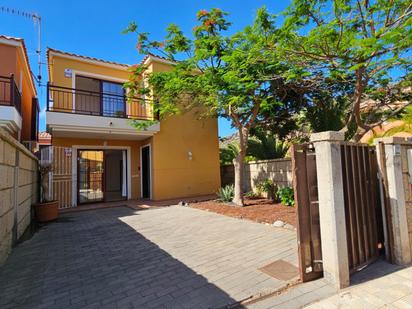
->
{"left": 280, "top": 0, "right": 412, "bottom": 141}
{"left": 220, "top": 143, "right": 240, "bottom": 165}
{"left": 124, "top": 8, "right": 291, "bottom": 205}
{"left": 247, "top": 128, "right": 289, "bottom": 160}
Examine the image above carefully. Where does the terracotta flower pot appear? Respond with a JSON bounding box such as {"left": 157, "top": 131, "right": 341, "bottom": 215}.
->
{"left": 34, "top": 201, "right": 59, "bottom": 222}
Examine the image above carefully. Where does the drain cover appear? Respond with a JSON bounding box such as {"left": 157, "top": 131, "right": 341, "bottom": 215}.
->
{"left": 259, "top": 259, "right": 299, "bottom": 281}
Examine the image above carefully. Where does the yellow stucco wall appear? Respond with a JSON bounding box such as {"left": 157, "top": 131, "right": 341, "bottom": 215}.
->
{"left": 49, "top": 54, "right": 130, "bottom": 87}
{"left": 149, "top": 61, "right": 221, "bottom": 200}
{"left": 49, "top": 54, "right": 220, "bottom": 201}
{"left": 151, "top": 111, "right": 221, "bottom": 200}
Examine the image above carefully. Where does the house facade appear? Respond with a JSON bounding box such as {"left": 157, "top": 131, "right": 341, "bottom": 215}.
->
{"left": 0, "top": 36, "right": 39, "bottom": 150}
{"left": 45, "top": 48, "right": 220, "bottom": 206}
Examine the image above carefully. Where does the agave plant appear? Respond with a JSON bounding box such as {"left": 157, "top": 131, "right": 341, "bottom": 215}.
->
{"left": 217, "top": 184, "right": 234, "bottom": 203}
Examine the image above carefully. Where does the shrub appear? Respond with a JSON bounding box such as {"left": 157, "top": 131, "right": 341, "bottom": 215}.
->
{"left": 277, "top": 187, "right": 295, "bottom": 206}
{"left": 256, "top": 179, "right": 277, "bottom": 202}
{"left": 217, "top": 184, "right": 234, "bottom": 202}
{"left": 256, "top": 179, "right": 275, "bottom": 194}
{"left": 244, "top": 190, "right": 259, "bottom": 199}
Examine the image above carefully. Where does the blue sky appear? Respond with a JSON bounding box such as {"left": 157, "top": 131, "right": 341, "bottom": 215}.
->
{"left": 0, "top": 0, "right": 291, "bottom": 137}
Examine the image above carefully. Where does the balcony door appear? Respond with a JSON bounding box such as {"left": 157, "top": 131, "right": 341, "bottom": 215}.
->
{"left": 75, "top": 75, "right": 126, "bottom": 117}
{"left": 75, "top": 76, "right": 100, "bottom": 115}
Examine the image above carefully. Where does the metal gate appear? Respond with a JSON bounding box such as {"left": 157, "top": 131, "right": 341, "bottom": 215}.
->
{"left": 292, "top": 144, "right": 323, "bottom": 282}
{"left": 41, "top": 146, "right": 74, "bottom": 209}
{"left": 292, "top": 141, "right": 386, "bottom": 282}
{"left": 340, "top": 143, "right": 385, "bottom": 272}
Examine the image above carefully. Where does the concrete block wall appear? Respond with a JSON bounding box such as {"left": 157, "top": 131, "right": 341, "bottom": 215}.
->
{"left": 220, "top": 158, "right": 292, "bottom": 192}
{"left": 375, "top": 137, "right": 412, "bottom": 265}
{"left": 400, "top": 145, "right": 412, "bottom": 255}
{"left": 0, "top": 128, "right": 38, "bottom": 265}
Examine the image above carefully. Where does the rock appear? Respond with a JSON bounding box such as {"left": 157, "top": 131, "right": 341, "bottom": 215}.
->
{"left": 273, "top": 220, "right": 285, "bottom": 227}
{"left": 283, "top": 223, "right": 295, "bottom": 230}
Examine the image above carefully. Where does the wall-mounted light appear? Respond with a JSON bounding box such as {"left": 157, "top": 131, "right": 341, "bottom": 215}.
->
{"left": 188, "top": 151, "right": 193, "bottom": 160}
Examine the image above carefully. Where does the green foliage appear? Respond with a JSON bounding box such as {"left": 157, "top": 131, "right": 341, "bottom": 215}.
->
{"left": 256, "top": 179, "right": 275, "bottom": 194}
{"left": 244, "top": 191, "right": 259, "bottom": 199}
{"left": 247, "top": 129, "right": 289, "bottom": 160}
{"left": 279, "top": 0, "right": 412, "bottom": 140}
{"left": 256, "top": 179, "right": 277, "bottom": 202}
{"left": 219, "top": 143, "right": 256, "bottom": 165}
{"left": 217, "top": 184, "right": 235, "bottom": 202}
{"left": 219, "top": 143, "right": 239, "bottom": 165}
{"left": 277, "top": 187, "right": 294, "bottom": 207}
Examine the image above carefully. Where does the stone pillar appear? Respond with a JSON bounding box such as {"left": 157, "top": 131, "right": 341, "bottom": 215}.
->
{"left": 310, "top": 131, "right": 350, "bottom": 289}
{"left": 375, "top": 137, "right": 412, "bottom": 265}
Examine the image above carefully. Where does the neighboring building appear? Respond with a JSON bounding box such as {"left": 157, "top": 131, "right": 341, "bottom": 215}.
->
{"left": 45, "top": 48, "right": 220, "bottom": 206}
{"left": 38, "top": 131, "right": 52, "bottom": 149}
{"left": 0, "top": 36, "right": 39, "bottom": 151}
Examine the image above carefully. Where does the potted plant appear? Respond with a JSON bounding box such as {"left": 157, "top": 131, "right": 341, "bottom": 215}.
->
{"left": 34, "top": 161, "right": 59, "bottom": 222}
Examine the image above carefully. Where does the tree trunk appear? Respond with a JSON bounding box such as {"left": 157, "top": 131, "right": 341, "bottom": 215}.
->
{"left": 341, "top": 67, "right": 370, "bottom": 142}
{"left": 232, "top": 127, "right": 249, "bottom": 206}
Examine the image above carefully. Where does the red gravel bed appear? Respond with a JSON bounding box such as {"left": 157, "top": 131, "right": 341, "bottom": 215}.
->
{"left": 190, "top": 198, "right": 296, "bottom": 227}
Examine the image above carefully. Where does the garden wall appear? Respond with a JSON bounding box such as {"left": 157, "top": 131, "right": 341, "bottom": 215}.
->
{"left": 220, "top": 158, "right": 292, "bottom": 192}
{"left": 0, "top": 128, "right": 38, "bottom": 265}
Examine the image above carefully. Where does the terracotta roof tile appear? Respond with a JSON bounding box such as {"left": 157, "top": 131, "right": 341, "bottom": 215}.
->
{"left": 138, "top": 52, "right": 177, "bottom": 66}
{"left": 47, "top": 47, "right": 131, "bottom": 68}
{"left": 39, "top": 132, "right": 51, "bottom": 139}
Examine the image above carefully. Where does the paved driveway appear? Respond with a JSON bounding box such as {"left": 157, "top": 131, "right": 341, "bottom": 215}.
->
{"left": 0, "top": 205, "right": 297, "bottom": 309}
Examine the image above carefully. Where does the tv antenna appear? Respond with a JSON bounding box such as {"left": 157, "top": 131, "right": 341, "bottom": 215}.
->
{"left": 0, "top": 6, "right": 42, "bottom": 86}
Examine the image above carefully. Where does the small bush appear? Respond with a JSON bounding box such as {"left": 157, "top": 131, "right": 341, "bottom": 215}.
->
{"left": 244, "top": 191, "right": 259, "bottom": 199}
{"left": 277, "top": 187, "right": 295, "bottom": 206}
{"left": 217, "top": 184, "right": 234, "bottom": 202}
{"left": 256, "top": 179, "right": 275, "bottom": 194}
{"left": 256, "top": 179, "right": 277, "bottom": 202}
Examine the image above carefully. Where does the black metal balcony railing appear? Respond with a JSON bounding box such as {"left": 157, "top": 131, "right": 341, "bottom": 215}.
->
{"left": 47, "top": 84, "right": 155, "bottom": 120}
{"left": 0, "top": 75, "right": 22, "bottom": 115}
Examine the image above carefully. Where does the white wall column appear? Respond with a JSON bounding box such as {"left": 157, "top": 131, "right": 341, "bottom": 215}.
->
{"left": 311, "top": 131, "right": 350, "bottom": 289}
{"left": 375, "top": 137, "right": 412, "bottom": 265}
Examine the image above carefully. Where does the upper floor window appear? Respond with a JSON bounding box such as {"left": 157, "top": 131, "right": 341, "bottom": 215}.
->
{"left": 75, "top": 75, "right": 126, "bottom": 117}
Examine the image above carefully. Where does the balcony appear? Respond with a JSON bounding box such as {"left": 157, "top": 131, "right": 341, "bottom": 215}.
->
{"left": 0, "top": 75, "right": 22, "bottom": 113}
{"left": 46, "top": 84, "right": 160, "bottom": 140}
{"left": 0, "top": 75, "right": 22, "bottom": 134}
{"left": 47, "top": 84, "right": 156, "bottom": 120}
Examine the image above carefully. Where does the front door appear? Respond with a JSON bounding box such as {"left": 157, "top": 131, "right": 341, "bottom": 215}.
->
{"left": 141, "top": 145, "right": 151, "bottom": 199}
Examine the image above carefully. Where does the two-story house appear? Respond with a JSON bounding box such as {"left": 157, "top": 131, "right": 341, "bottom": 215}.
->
{"left": 46, "top": 48, "right": 220, "bottom": 206}
{"left": 0, "top": 36, "right": 39, "bottom": 149}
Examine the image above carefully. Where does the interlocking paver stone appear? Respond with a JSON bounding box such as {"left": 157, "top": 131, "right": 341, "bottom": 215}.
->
{"left": 0, "top": 205, "right": 297, "bottom": 308}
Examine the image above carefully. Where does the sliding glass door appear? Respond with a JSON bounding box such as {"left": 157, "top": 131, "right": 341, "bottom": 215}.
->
{"left": 78, "top": 150, "right": 104, "bottom": 204}
{"left": 74, "top": 75, "right": 126, "bottom": 117}
{"left": 77, "top": 149, "right": 127, "bottom": 204}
